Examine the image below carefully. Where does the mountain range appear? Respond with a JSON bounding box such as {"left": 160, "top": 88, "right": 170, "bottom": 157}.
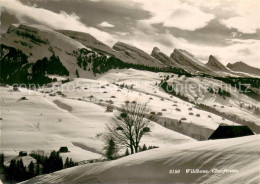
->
{"left": 1, "top": 24, "right": 259, "bottom": 83}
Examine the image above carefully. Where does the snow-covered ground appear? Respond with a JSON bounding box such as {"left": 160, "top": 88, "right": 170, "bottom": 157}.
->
{"left": 1, "top": 69, "right": 258, "bottom": 159}
{"left": 0, "top": 75, "right": 194, "bottom": 162}
{"left": 45, "top": 69, "right": 259, "bottom": 138}
{"left": 21, "top": 135, "right": 260, "bottom": 184}
{"left": 1, "top": 68, "right": 259, "bottom": 183}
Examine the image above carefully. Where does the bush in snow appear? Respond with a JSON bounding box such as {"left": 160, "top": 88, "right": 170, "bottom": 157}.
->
{"left": 162, "top": 109, "right": 167, "bottom": 111}
{"left": 196, "top": 114, "right": 200, "bottom": 117}
{"left": 19, "top": 97, "right": 28, "bottom": 101}
{"left": 106, "top": 105, "right": 114, "bottom": 112}
{"left": 106, "top": 100, "right": 114, "bottom": 104}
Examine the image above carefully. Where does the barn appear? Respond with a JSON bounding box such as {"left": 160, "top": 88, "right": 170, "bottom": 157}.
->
{"left": 208, "top": 125, "right": 254, "bottom": 140}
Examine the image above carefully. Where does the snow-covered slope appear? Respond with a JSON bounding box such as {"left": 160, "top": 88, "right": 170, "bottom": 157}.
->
{"left": 170, "top": 49, "right": 214, "bottom": 74}
{"left": 58, "top": 31, "right": 165, "bottom": 68}
{"left": 165, "top": 75, "right": 260, "bottom": 132}
{"left": 58, "top": 30, "right": 115, "bottom": 56}
{"left": 0, "top": 24, "right": 112, "bottom": 79}
{"left": 0, "top": 81, "right": 194, "bottom": 162}
{"left": 227, "top": 61, "right": 260, "bottom": 76}
{"left": 1, "top": 24, "right": 83, "bottom": 64}
{"left": 34, "top": 68, "right": 257, "bottom": 140}
{"left": 112, "top": 42, "right": 164, "bottom": 67}
{"left": 21, "top": 135, "right": 260, "bottom": 184}
{"left": 1, "top": 67, "right": 259, "bottom": 183}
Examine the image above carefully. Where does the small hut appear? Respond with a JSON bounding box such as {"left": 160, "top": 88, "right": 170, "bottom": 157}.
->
{"left": 208, "top": 125, "right": 254, "bottom": 140}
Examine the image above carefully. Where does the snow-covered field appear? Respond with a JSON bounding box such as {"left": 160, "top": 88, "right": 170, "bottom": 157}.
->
{"left": 1, "top": 70, "right": 199, "bottom": 163}
{"left": 21, "top": 135, "right": 260, "bottom": 184}
{"left": 1, "top": 68, "right": 259, "bottom": 183}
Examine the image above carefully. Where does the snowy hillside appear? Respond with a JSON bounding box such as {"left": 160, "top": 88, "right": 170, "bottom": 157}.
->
{"left": 58, "top": 30, "right": 165, "bottom": 68}
{"left": 1, "top": 24, "right": 83, "bottom": 66}
{"left": 21, "top": 135, "right": 260, "bottom": 184}
{"left": 57, "top": 30, "right": 115, "bottom": 56}
{"left": 0, "top": 77, "right": 195, "bottom": 164}
{"left": 1, "top": 69, "right": 258, "bottom": 162}
{"left": 0, "top": 24, "right": 115, "bottom": 79}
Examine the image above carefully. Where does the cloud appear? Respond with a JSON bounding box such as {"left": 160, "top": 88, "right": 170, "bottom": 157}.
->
{"left": 0, "top": 0, "right": 116, "bottom": 46}
{"left": 220, "top": 0, "right": 260, "bottom": 34}
{"left": 98, "top": 21, "right": 114, "bottom": 28}
{"left": 132, "top": 0, "right": 215, "bottom": 31}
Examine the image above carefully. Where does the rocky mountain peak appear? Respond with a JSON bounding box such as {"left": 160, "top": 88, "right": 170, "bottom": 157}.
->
{"left": 152, "top": 47, "right": 160, "bottom": 53}
{"left": 227, "top": 61, "right": 260, "bottom": 76}
{"left": 206, "top": 55, "right": 228, "bottom": 71}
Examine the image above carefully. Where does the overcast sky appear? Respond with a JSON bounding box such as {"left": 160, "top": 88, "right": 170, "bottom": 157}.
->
{"left": 1, "top": 0, "right": 260, "bottom": 67}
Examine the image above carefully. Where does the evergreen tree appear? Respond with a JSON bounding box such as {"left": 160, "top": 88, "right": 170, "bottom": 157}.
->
{"left": 125, "top": 148, "right": 129, "bottom": 156}
{"left": 0, "top": 153, "right": 4, "bottom": 166}
{"left": 36, "top": 162, "right": 40, "bottom": 175}
{"left": 6, "top": 159, "right": 16, "bottom": 181}
{"left": 69, "top": 158, "right": 74, "bottom": 167}
{"left": 28, "top": 161, "right": 35, "bottom": 177}
{"left": 76, "top": 69, "right": 79, "bottom": 78}
{"left": 64, "top": 157, "right": 69, "bottom": 168}
{"left": 16, "top": 159, "right": 26, "bottom": 181}
{"left": 142, "top": 144, "right": 147, "bottom": 151}
{"left": 106, "top": 139, "right": 117, "bottom": 160}
{"left": 43, "top": 151, "right": 63, "bottom": 174}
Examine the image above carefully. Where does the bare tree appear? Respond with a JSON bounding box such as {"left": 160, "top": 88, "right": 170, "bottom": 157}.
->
{"left": 104, "top": 102, "right": 154, "bottom": 154}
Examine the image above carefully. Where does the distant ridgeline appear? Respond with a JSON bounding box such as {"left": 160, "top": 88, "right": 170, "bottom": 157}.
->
{"left": 76, "top": 48, "right": 192, "bottom": 77}
{"left": 1, "top": 44, "right": 260, "bottom": 96}
{"left": 0, "top": 44, "right": 190, "bottom": 87}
